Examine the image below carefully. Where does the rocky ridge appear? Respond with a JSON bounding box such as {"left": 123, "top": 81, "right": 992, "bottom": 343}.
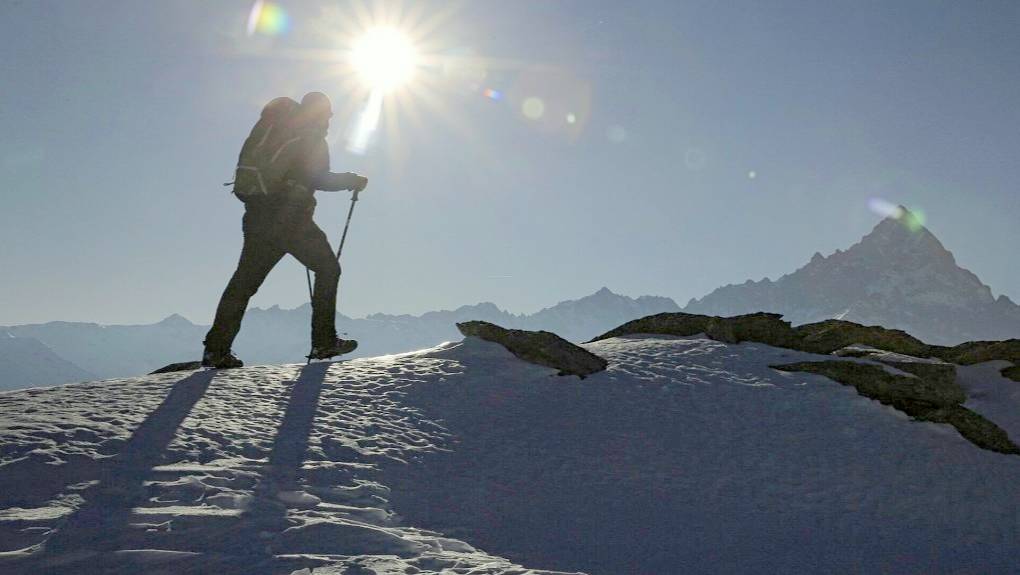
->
{"left": 456, "top": 321, "right": 608, "bottom": 378}
{"left": 586, "top": 310, "right": 1020, "bottom": 454}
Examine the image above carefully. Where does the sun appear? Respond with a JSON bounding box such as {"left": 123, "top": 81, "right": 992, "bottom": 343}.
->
{"left": 350, "top": 27, "right": 418, "bottom": 93}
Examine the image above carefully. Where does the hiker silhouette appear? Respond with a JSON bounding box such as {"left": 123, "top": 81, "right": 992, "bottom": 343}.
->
{"left": 204, "top": 92, "right": 368, "bottom": 368}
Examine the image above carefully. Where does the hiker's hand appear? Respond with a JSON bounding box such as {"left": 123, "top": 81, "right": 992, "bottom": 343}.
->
{"left": 351, "top": 174, "right": 368, "bottom": 192}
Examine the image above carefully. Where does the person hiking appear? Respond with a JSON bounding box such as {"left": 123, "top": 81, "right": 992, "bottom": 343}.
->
{"left": 202, "top": 92, "right": 367, "bottom": 368}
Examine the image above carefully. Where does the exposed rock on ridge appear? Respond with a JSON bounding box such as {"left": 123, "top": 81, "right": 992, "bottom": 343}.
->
{"left": 591, "top": 311, "right": 1020, "bottom": 454}
{"left": 589, "top": 312, "right": 930, "bottom": 357}
{"left": 771, "top": 361, "right": 1018, "bottom": 454}
{"left": 457, "top": 321, "right": 608, "bottom": 378}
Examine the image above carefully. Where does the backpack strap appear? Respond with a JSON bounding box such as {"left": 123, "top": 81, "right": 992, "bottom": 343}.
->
{"left": 270, "top": 137, "right": 303, "bottom": 164}
{"left": 236, "top": 165, "right": 269, "bottom": 195}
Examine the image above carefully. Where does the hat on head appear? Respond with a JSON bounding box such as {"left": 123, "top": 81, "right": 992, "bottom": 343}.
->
{"left": 300, "top": 91, "right": 333, "bottom": 119}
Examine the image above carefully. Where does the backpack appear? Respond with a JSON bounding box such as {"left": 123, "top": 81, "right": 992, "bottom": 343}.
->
{"left": 229, "top": 96, "right": 305, "bottom": 202}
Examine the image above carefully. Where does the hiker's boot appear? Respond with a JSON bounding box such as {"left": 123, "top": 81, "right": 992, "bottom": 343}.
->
{"left": 202, "top": 349, "right": 244, "bottom": 369}
{"left": 308, "top": 338, "right": 358, "bottom": 360}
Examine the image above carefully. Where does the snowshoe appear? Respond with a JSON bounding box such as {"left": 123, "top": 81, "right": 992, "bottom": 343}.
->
{"left": 307, "top": 338, "right": 358, "bottom": 361}
{"left": 201, "top": 349, "right": 244, "bottom": 369}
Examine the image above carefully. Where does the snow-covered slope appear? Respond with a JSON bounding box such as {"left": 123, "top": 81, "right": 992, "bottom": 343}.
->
{"left": 1, "top": 288, "right": 678, "bottom": 389}
{"left": 1, "top": 336, "right": 1018, "bottom": 574}
{"left": 685, "top": 209, "right": 1020, "bottom": 345}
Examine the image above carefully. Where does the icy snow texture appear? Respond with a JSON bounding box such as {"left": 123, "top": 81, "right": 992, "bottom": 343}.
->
{"left": 0, "top": 335, "right": 1018, "bottom": 574}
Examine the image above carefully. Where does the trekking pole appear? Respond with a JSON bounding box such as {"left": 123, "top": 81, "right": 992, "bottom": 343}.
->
{"left": 335, "top": 188, "right": 360, "bottom": 261}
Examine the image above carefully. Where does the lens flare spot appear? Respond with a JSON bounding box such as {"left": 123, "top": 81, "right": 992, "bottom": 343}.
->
{"left": 903, "top": 208, "right": 926, "bottom": 232}
{"left": 868, "top": 198, "right": 927, "bottom": 232}
{"left": 346, "top": 91, "right": 384, "bottom": 155}
{"left": 566, "top": 113, "right": 577, "bottom": 124}
{"left": 607, "top": 125, "right": 627, "bottom": 143}
{"left": 868, "top": 198, "right": 904, "bottom": 220}
{"left": 747, "top": 170, "right": 757, "bottom": 180}
{"left": 522, "top": 97, "right": 545, "bottom": 120}
{"left": 483, "top": 88, "right": 503, "bottom": 101}
{"left": 247, "top": 0, "right": 290, "bottom": 36}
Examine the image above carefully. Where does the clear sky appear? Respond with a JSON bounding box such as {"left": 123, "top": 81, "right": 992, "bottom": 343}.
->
{"left": 2, "top": 0, "right": 1018, "bottom": 325}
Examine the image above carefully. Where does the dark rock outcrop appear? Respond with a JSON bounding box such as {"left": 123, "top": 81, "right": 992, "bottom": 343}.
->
{"left": 931, "top": 340, "right": 1020, "bottom": 365}
{"left": 457, "top": 321, "right": 607, "bottom": 378}
{"left": 1001, "top": 365, "right": 1020, "bottom": 383}
{"left": 588, "top": 312, "right": 712, "bottom": 342}
{"left": 150, "top": 361, "right": 202, "bottom": 374}
{"left": 594, "top": 311, "right": 1020, "bottom": 455}
{"left": 712, "top": 312, "right": 801, "bottom": 348}
{"left": 794, "top": 320, "right": 931, "bottom": 357}
{"left": 589, "top": 311, "right": 800, "bottom": 348}
{"left": 593, "top": 312, "right": 1020, "bottom": 377}
{"left": 922, "top": 405, "right": 1020, "bottom": 455}
{"left": 590, "top": 313, "right": 929, "bottom": 358}
{"left": 881, "top": 361, "right": 963, "bottom": 404}
{"left": 772, "top": 361, "right": 959, "bottom": 409}
{"left": 772, "top": 360, "right": 1018, "bottom": 455}
{"left": 930, "top": 340, "right": 1020, "bottom": 382}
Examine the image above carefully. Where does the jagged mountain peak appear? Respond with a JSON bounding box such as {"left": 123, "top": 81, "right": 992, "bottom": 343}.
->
{"left": 858, "top": 208, "right": 950, "bottom": 257}
{"left": 684, "top": 209, "right": 1019, "bottom": 344}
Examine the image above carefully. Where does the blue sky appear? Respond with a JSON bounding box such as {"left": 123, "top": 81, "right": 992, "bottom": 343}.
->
{"left": 2, "top": 0, "right": 1018, "bottom": 325}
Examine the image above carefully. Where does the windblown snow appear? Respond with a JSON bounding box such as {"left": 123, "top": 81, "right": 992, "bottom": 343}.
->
{"left": 1, "top": 335, "right": 1018, "bottom": 574}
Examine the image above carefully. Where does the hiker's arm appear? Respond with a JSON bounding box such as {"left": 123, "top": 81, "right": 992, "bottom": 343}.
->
{"left": 306, "top": 140, "right": 367, "bottom": 192}
{"left": 314, "top": 171, "right": 366, "bottom": 192}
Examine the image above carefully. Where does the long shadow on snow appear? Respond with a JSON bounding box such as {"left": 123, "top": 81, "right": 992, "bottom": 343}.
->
{"left": 214, "top": 361, "right": 330, "bottom": 574}
{"left": 27, "top": 364, "right": 334, "bottom": 575}
{"left": 40, "top": 369, "right": 218, "bottom": 556}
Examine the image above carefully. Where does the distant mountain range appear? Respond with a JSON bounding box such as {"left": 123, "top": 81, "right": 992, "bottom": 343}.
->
{"left": 5, "top": 208, "right": 1018, "bottom": 391}
{"left": 0, "top": 333, "right": 96, "bottom": 392}
{"left": 684, "top": 207, "right": 1020, "bottom": 345}
{"left": 0, "top": 287, "right": 680, "bottom": 390}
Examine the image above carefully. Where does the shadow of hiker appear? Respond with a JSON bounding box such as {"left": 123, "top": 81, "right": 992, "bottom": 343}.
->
{"left": 217, "top": 361, "right": 331, "bottom": 571}
{"left": 41, "top": 369, "right": 218, "bottom": 556}
{"left": 265, "top": 361, "right": 331, "bottom": 488}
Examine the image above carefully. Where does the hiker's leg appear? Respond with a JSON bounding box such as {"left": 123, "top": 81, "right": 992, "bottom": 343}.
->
{"left": 287, "top": 221, "right": 340, "bottom": 348}
{"left": 204, "top": 217, "right": 285, "bottom": 353}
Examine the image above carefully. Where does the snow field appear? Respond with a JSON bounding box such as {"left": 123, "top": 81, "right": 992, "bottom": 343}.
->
{"left": 383, "top": 336, "right": 1020, "bottom": 574}
{"left": 0, "top": 351, "right": 577, "bottom": 574}
{"left": 0, "top": 335, "right": 1018, "bottom": 574}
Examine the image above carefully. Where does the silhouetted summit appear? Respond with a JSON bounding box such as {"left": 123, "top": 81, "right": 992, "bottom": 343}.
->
{"left": 685, "top": 209, "right": 1020, "bottom": 344}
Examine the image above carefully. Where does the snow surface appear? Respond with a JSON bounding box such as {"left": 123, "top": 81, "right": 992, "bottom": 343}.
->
{"left": 956, "top": 360, "right": 1020, "bottom": 443}
{"left": 1, "top": 335, "right": 1019, "bottom": 574}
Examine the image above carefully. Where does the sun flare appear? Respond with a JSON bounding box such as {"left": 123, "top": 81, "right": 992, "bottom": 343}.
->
{"left": 350, "top": 27, "right": 418, "bottom": 93}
